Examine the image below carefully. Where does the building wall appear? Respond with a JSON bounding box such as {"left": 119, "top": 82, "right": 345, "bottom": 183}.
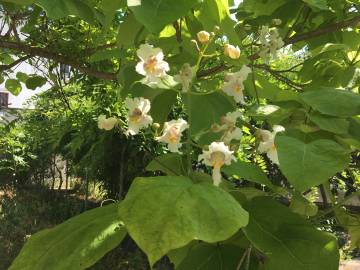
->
{"left": 0, "top": 61, "right": 49, "bottom": 110}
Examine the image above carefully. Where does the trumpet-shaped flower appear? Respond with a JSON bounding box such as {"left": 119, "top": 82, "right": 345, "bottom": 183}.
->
{"left": 257, "top": 125, "right": 285, "bottom": 164}
{"left": 222, "top": 65, "right": 252, "bottom": 104}
{"left": 135, "top": 44, "right": 170, "bottom": 84}
{"left": 125, "top": 97, "right": 153, "bottom": 135}
{"left": 198, "top": 142, "right": 236, "bottom": 186}
{"left": 220, "top": 111, "right": 243, "bottom": 143}
{"left": 98, "top": 115, "right": 118, "bottom": 131}
{"left": 174, "top": 63, "right": 195, "bottom": 92}
{"left": 156, "top": 119, "right": 189, "bottom": 153}
{"left": 224, "top": 44, "right": 241, "bottom": 59}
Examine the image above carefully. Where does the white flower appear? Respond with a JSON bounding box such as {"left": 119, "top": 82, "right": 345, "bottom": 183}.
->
{"left": 156, "top": 119, "right": 189, "bottom": 153}
{"left": 197, "top": 30, "right": 210, "bottom": 44}
{"left": 257, "top": 125, "right": 285, "bottom": 165}
{"left": 220, "top": 111, "right": 243, "bottom": 144}
{"left": 135, "top": 44, "right": 170, "bottom": 84}
{"left": 98, "top": 115, "right": 118, "bottom": 131}
{"left": 174, "top": 63, "right": 195, "bottom": 92}
{"left": 198, "top": 142, "right": 236, "bottom": 186}
{"left": 124, "top": 97, "right": 153, "bottom": 135}
{"left": 258, "top": 26, "right": 284, "bottom": 60}
{"left": 224, "top": 44, "right": 241, "bottom": 59}
{"left": 222, "top": 65, "right": 252, "bottom": 104}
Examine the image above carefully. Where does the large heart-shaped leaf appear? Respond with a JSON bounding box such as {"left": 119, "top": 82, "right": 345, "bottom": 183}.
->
{"left": 243, "top": 197, "right": 339, "bottom": 270}
{"left": 119, "top": 176, "right": 249, "bottom": 265}
{"left": 130, "top": 0, "right": 200, "bottom": 33}
{"left": 300, "top": 88, "right": 360, "bottom": 117}
{"left": 5, "top": 79, "right": 21, "bottom": 96}
{"left": 276, "top": 135, "right": 349, "bottom": 191}
{"left": 9, "top": 204, "right": 126, "bottom": 270}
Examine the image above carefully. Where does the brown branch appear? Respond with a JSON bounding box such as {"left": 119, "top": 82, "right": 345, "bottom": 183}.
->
{"left": 0, "top": 55, "right": 31, "bottom": 71}
{"left": 284, "top": 15, "right": 360, "bottom": 45}
{"left": 201, "top": 15, "right": 360, "bottom": 76}
{"left": 0, "top": 37, "right": 117, "bottom": 80}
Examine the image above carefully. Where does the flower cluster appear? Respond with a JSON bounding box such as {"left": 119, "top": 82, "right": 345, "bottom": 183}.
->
{"left": 97, "top": 26, "right": 286, "bottom": 186}
{"left": 257, "top": 125, "right": 285, "bottom": 164}
{"left": 258, "top": 26, "right": 284, "bottom": 60}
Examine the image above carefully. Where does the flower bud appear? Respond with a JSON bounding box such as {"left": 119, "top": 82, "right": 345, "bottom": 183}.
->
{"left": 197, "top": 30, "right": 210, "bottom": 44}
{"left": 224, "top": 44, "right": 241, "bottom": 59}
{"left": 152, "top": 123, "right": 160, "bottom": 130}
{"left": 272, "top": 18, "right": 282, "bottom": 26}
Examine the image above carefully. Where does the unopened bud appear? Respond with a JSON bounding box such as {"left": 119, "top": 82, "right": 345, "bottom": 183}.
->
{"left": 224, "top": 44, "right": 241, "bottom": 59}
{"left": 152, "top": 123, "right": 160, "bottom": 130}
{"left": 197, "top": 30, "right": 210, "bottom": 44}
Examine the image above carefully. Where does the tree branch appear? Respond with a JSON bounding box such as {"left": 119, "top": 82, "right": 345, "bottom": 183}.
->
{"left": 284, "top": 15, "right": 360, "bottom": 45}
{"left": 0, "top": 55, "right": 31, "bottom": 71}
{"left": 0, "top": 37, "right": 117, "bottom": 80}
{"left": 200, "top": 15, "right": 360, "bottom": 76}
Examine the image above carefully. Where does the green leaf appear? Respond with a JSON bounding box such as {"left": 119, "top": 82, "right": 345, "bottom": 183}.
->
{"left": 222, "top": 160, "right": 273, "bottom": 187}
{"left": 289, "top": 192, "right": 318, "bottom": 217}
{"left": 196, "top": 0, "right": 240, "bottom": 44}
{"left": 35, "top": 0, "right": 96, "bottom": 23}
{"left": 309, "top": 112, "right": 349, "bottom": 135}
{"left": 25, "top": 76, "right": 47, "bottom": 90}
{"left": 336, "top": 208, "right": 360, "bottom": 249}
{"left": 176, "top": 243, "right": 249, "bottom": 270}
{"left": 241, "top": 0, "right": 287, "bottom": 16}
{"left": 119, "top": 176, "right": 249, "bottom": 265}
{"left": 130, "top": 0, "right": 200, "bottom": 33}
{"left": 184, "top": 92, "right": 235, "bottom": 136}
{"left": 99, "top": 0, "right": 123, "bottom": 27}
{"left": 146, "top": 153, "right": 186, "bottom": 176}
{"left": 16, "top": 72, "right": 29, "bottom": 83}
{"left": 244, "top": 73, "right": 300, "bottom": 102}
{"left": 150, "top": 90, "right": 177, "bottom": 124}
{"left": 9, "top": 204, "right": 126, "bottom": 270}
{"left": 276, "top": 135, "right": 350, "bottom": 191}
{"left": 5, "top": 79, "right": 21, "bottom": 95}
{"left": 117, "top": 13, "right": 144, "bottom": 47}
{"left": 243, "top": 197, "right": 339, "bottom": 270}
{"left": 300, "top": 88, "right": 360, "bottom": 117}
{"left": 302, "top": 0, "right": 328, "bottom": 10}
{"left": 89, "top": 48, "right": 123, "bottom": 62}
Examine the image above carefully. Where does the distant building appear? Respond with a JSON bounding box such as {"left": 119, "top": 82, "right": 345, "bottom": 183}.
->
{"left": 0, "top": 61, "right": 49, "bottom": 123}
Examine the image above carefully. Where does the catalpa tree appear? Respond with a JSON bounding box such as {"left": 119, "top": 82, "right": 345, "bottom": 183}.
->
{"left": 2, "top": 0, "right": 360, "bottom": 269}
